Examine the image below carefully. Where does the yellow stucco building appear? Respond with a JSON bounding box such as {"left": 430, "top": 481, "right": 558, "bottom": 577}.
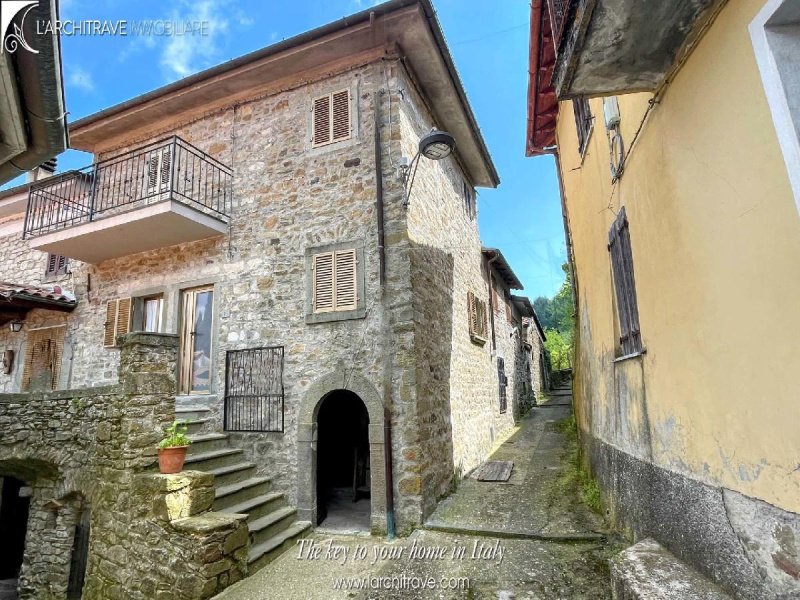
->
{"left": 528, "top": 0, "right": 800, "bottom": 596}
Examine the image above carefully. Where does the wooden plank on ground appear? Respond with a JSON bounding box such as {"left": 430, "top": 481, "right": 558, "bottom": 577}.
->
{"left": 474, "top": 460, "right": 513, "bottom": 482}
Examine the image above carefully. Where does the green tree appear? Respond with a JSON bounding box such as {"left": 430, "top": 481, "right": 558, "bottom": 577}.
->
{"left": 537, "top": 262, "right": 575, "bottom": 371}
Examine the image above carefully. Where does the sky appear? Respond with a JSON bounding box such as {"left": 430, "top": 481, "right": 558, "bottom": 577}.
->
{"left": 6, "top": 0, "right": 567, "bottom": 299}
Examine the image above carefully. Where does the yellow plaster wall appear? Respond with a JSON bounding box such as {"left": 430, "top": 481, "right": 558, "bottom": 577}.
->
{"left": 558, "top": 0, "right": 800, "bottom": 513}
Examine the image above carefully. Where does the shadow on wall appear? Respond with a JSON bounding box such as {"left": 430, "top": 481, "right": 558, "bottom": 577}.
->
{"left": 409, "top": 241, "right": 455, "bottom": 520}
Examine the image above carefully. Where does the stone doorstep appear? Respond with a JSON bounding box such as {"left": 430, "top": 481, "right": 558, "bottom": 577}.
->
{"left": 610, "top": 539, "right": 734, "bottom": 600}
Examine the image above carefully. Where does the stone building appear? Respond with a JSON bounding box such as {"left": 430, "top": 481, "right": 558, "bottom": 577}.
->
{"left": 527, "top": 0, "right": 800, "bottom": 597}
{"left": 0, "top": 1, "right": 541, "bottom": 597}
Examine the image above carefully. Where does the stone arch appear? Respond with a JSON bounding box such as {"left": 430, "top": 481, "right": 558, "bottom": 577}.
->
{"left": 297, "top": 367, "right": 386, "bottom": 534}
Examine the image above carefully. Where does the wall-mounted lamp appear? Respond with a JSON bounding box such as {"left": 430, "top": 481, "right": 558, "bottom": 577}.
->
{"left": 9, "top": 320, "right": 23, "bottom": 333}
{"left": 401, "top": 129, "right": 456, "bottom": 207}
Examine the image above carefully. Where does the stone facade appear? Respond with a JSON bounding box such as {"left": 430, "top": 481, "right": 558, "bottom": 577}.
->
{"left": 0, "top": 334, "right": 247, "bottom": 599}
{"left": 0, "top": 29, "right": 535, "bottom": 582}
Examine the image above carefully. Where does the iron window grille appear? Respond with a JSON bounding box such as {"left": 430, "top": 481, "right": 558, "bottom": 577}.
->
{"left": 608, "top": 207, "right": 643, "bottom": 356}
{"left": 224, "top": 346, "right": 285, "bottom": 432}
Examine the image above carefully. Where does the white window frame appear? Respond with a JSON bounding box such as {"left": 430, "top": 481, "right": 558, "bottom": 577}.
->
{"left": 750, "top": 0, "right": 800, "bottom": 213}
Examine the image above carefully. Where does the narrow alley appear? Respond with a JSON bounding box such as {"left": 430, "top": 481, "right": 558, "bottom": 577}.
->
{"left": 213, "top": 382, "right": 624, "bottom": 599}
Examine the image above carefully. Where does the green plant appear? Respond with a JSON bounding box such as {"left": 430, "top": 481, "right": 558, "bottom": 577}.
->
{"left": 158, "top": 420, "right": 191, "bottom": 450}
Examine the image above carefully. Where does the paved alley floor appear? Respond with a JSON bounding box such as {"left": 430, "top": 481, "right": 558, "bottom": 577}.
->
{"left": 213, "top": 390, "right": 623, "bottom": 599}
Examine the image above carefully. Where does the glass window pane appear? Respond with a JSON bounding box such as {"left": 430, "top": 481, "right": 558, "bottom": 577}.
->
{"left": 191, "top": 290, "right": 213, "bottom": 392}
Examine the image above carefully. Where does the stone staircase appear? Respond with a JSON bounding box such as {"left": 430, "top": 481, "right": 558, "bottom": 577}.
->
{"left": 177, "top": 406, "right": 312, "bottom": 573}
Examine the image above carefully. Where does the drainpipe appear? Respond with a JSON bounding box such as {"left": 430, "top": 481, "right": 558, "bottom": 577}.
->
{"left": 374, "top": 90, "right": 387, "bottom": 286}
{"left": 373, "top": 85, "right": 395, "bottom": 540}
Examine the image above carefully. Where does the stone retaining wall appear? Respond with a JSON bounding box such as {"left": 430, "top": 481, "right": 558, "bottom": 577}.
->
{"left": 0, "top": 333, "right": 246, "bottom": 599}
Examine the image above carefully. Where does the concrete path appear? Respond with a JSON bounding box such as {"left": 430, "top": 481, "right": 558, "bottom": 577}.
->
{"left": 213, "top": 388, "right": 623, "bottom": 599}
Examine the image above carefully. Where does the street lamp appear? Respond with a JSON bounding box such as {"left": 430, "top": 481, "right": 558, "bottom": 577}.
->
{"left": 402, "top": 129, "right": 456, "bottom": 207}
{"left": 9, "top": 320, "right": 23, "bottom": 332}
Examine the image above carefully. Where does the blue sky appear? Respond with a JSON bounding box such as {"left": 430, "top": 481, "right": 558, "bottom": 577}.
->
{"left": 8, "top": 0, "right": 566, "bottom": 299}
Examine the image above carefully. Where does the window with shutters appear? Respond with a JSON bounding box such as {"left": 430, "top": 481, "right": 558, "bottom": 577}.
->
{"left": 45, "top": 253, "right": 69, "bottom": 277}
{"left": 305, "top": 242, "right": 366, "bottom": 324}
{"left": 467, "top": 291, "right": 488, "bottom": 344}
{"left": 497, "top": 357, "right": 508, "bottom": 414}
{"left": 21, "top": 326, "right": 65, "bottom": 391}
{"left": 573, "top": 97, "right": 593, "bottom": 155}
{"left": 103, "top": 298, "right": 132, "bottom": 348}
{"left": 311, "top": 89, "right": 352, "bottom": 148}
{"left": 145, "top": 147, "right": 172, "bottom": 195}
{"left": 608, "top": 207, "right": 643, "bottom": 356}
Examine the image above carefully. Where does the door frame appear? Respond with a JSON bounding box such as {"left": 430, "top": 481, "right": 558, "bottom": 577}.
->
{"left": 178, "top": 285, "right": 215, "bottom": 395}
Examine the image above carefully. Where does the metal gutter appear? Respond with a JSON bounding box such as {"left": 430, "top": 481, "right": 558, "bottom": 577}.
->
{"left": 0, "top": 0, "right": 68, "bottom": 183}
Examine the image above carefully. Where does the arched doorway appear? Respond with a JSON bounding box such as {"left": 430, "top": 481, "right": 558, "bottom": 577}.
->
{"left": 316, "top": 390, "right": 370, "bottom": 531}
{"left": 0, "top": 476, "right": 31, "bottom": 599}
{"left": 297, "top": 368, "right": 387, "bottom": 534}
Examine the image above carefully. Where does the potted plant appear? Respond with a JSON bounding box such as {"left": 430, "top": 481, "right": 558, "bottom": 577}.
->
{"left": 157, "top": 420, "right": 192, "bottom": 474}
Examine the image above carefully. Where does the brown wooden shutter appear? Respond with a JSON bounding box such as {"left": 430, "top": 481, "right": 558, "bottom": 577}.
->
{"left": 334, "top": 249, "right": 357, "bottom": 310}
{"left": 312, "top": 95, "right": 331, "bottom": 147}
{"left": 468, "top": 291, "right": 477, "bottom": 336}
{"left": 608, "top": 207, "right": 642, "bottom": 355}
{"left": 312, "top": 253, "right": 334, "bottom": 313}
{"left": 47, "top": 253, "right": 57, "bottom": 274}
{"left": 331, "top": 90, "right": 351, "bottom": 142}
{"left": 21, "top": 327, "right": 65, "bottom": 391}
{"left": 103, "top": 298, "right": 133, "bottom": 347}
{"left": 103, "top": 300, "right": 117, "bottom": 347}
{"left": 116, "top": 297, "right": 132, "bottom": 339}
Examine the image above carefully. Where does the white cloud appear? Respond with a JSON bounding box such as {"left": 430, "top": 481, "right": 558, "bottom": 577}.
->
{"left": 160, "top": 0, "right": 231, "bottom": 80}
{"left": 67, "top": 66, "right": 95, "bottom": 92}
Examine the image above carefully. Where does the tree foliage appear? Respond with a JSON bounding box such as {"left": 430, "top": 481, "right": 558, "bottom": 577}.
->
{"left": 535, "top": 262, "right": 575, "bottom": 371}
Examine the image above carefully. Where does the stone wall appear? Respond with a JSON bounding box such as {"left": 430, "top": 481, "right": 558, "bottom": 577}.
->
{"left": 0, "top": 54, "right": 516, "bottom": 534}
{"left": 0, "top": 333, "right": 246, "bottom": 599}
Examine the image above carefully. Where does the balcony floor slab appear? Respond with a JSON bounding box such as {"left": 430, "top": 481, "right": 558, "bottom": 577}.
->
{"left": 28, "top": 199, "right": 227, "bottom": 264}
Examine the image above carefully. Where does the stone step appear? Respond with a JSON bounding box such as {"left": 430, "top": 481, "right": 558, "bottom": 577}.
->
{"left": 611, "top": 539, "right": 734, "bottom": 600}
{"left": 248, "top": 521, "right": 312, "bottom": 573}
{"left": 187, "top": 432, "right": 230, "bottom": 455}
{"left": 184, "top": 447, "right": 244, "bottom": 472}
{"left": 223, "top": 492, "right": 287, "bottom": 522}
{"left": 248, "top": 506, "right": 298, "bottom": 548}
{"left": 214, "top": 476, "right": 272, "bottom": 511}
{"left": 184, "top": 418, "right": 213, "bottom": 435}
{"left": 207, "top": 462, "right": 258, "bottom": 487}
{"left": 175, "top": 405, "right": 211, "bottom": 422}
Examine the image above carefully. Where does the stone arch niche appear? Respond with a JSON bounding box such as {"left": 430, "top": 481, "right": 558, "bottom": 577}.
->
{"left": 297, "top": 367, "right": 386, "bottom": 534}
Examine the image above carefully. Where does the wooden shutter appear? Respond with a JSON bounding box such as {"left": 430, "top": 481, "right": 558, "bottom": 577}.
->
{"left": 21, "top": 327, "right": 65, "bottom": 391}
{"left": 608, "top": 207, "right": 642, "bottom": 355}
{"left": 312, "top": 253, "right": 334, "bottom": 313}
{"left": 146, "top": 148, "right": 171, "bottom": 194}
{"left": 312, "top": 90, "right": 351, "bottom": 148}
{"left": 334, "top": 249, "right": 357, "bottom": 310}
{"left": 331, "top": 90, "right": 351, "bottom": 142}
{"left": 312, "top": 250, "right": 358, "bottom": 313}
{"left": 468, "top": 292, "right": 488, "bottom": 343}
{"left": 46, "top": 253, "right": 68, "bottom": 277}
{"left": 312, "top": 95, "right": 331, "bottom": 147}
{"left": 103, "top": 298, "right": 133, "bottom": 347}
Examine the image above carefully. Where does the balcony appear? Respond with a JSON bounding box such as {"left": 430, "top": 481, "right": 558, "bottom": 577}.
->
{"left": 548, "top": 0, "right": 727, "bottom": 99}
{"left": 24, "top": 136, "right": 232, "bottom": 264}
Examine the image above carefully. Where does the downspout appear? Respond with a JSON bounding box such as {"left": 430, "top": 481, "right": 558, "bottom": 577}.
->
{"left": 373, "top": 82, "right": 395, "bottom": 539}
{"left": 487, "top": 252, "right": 499, "bottom": 353}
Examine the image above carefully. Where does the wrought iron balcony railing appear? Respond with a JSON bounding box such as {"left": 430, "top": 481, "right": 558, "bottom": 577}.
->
{"left": 24, "top": 136, "right": 233, "bottom": 239}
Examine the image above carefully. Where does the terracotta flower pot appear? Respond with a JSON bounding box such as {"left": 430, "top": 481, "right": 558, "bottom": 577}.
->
{"left": 158, "top": 446, "right": 188, "bottom": 474}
